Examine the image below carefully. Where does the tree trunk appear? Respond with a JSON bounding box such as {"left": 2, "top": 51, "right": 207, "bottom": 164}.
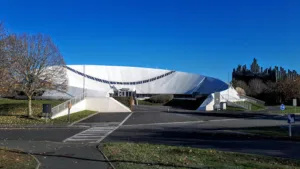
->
{"left": 28, "top": 96, "right": 32, "bottom": 117}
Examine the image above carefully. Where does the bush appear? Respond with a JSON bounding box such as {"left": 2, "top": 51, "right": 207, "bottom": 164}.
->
{"left": 164, "top": 97, "right": 207, "bottom": 110}
{"left": 147, "top": 94, "right": 173, "bottom": 104}
{"left": 113, "top": 97, "right": 131, "bottom": 108}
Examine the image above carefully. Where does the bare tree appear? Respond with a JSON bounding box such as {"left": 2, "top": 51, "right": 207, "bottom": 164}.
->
{"left": 6, "top": 34, "right": 67, "bottom": 117}
{"left": 236, "top": 87, "right": 246, "bottom": 96}
{"left": 248, "top": 79, "right": 266, "bottom": 96}
{"left": 0, "top": 22, "right": 16, "bottom": 96}
{"left": 276, "top": 77, "right": 300, "bottom": 102}
{"left": 233, "top": 80, "right": 251, "bottom": 95}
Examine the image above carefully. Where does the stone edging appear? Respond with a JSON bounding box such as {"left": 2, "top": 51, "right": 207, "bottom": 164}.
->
{"left": 97, "top": 144, "right": 116, "bottom": 169}
{"left": 30, "top": 154, "right": 41, "bottom": 169}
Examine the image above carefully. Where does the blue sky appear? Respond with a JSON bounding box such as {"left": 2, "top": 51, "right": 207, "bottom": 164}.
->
{"left": 1, "top": 0, "right": 300, "bottom": 81}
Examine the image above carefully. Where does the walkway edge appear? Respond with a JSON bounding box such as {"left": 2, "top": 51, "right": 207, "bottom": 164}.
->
{"left": 122, "top": 118, "right": 237, "bottom": 127}
{"left": 68, "top": 112, "right": 100, "bottom": 127}
{"left": 31, "top": 154, "right": 41, "bottom": 169}
{"left": 97, "top": 145, "right": 116, "bottom": 169}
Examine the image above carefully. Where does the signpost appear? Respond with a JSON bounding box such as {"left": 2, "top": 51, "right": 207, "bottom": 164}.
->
{"left": 288, "top": 114, "right": 295, "bottom": 138}
{"left": 293, "top": 99, "right": 297, "bottom": 114}
{"left": 287, "top": 99, "right": 297, "bottom": 138}
{"left": 280, "top": 104, "right": 285, "bottom": 111}
{"left": 293, "top": 99, "right": 297, "bottom": 107}
{"left": 68, "top": 102, "right": 72, "bottom": 123}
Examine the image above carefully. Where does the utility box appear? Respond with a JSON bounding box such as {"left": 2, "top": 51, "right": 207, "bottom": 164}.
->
{"left": 42, "top": 104, "right": 51, "bottom": 119}
{"left": 42, "top": 104, "right": 51, "bottom": 114}
{"left": 214, "top": 92, "right": 221, "bottom": 111}
{"left": 214, "top": 92, "right": 220, "bottom": 105}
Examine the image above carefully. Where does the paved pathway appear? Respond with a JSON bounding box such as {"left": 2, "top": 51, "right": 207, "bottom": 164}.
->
{"left": 0, "top": 140, "right": 110, "bottom": 169}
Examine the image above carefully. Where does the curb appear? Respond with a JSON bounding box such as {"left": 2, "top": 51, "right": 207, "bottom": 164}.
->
{"left": 68, "top": 112, "right": 99, "bottom": 127}
{"left": 30, "top": 154, "right": 41, "bottom": 169}
{"left": 0, "top": 125, "right": 88, "bottom": 129}
{"left": 97, "top": 144, "right": 116, "bottom": 169}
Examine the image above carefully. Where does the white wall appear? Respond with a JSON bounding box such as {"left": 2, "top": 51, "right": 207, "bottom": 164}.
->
{"left": 42, "top": 65, "right": 230, "bottom": 98}
{"left": 197, "top": 86, "right": 241, "bottom": 111}
{"left": 52, "top": 97, "right": 131, "bottom": 119}
{"left": 85, "top": 97, "right": 131, "bottom": 112}
{"left": 197, "top": 94, "right": 214, "bottom": 111}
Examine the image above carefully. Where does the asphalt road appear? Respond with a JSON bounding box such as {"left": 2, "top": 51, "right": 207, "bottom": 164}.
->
{"left": 1, "top": 105, "right": 300, "bottom": 169}
{"left": 79, "top": 112, "right": 130, "bottom": 123}
{"left": 0, "top": 128, "right": 86, "bottom": 142}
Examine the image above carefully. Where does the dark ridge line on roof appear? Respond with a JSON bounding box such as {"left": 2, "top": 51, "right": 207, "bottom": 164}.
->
{"left": 65, "top": 66, "right": 176, "bottom": 85}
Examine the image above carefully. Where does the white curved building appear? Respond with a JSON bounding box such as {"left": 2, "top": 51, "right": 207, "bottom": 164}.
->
{"left": 43, "top": 65, "right": 241, "bottom": 111}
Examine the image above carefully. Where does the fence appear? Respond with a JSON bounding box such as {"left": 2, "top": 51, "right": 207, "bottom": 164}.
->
{"left": 221, "top": 95, "right": 252, "bottom": 110}
{"left": 227, "top": 101, "right": 252, "bottom": 110}
{"left": 51, "top": 93, "right": 86, "bottom": 118}
{"left": 239, "top": 95, "right": 265, "bottom": 105}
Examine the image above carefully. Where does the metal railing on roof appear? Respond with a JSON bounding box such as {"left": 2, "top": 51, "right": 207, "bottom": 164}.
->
{"left": 65, "top": 66, "right": 176, "bottom": 85}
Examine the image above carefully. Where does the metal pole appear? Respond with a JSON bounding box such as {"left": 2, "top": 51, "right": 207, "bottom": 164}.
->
{"left": 83, "top": 65, "right": 85, "bottom": 95}
{"left": 228, "top": 72, "right": 230, "bottom": 101}
{"left": 68, "top": 108, "right": 70, "bottom": 123}
{"left": 289, "top": 123, "right": 292, "bottom": 138}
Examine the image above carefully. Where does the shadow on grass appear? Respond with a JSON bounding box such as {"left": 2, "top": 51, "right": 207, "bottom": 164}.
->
{"left": 0, "top": 103, "right": 28, "bottom": 116}
{"left": 2, "top": 148, "right": 203, "bottom": 169}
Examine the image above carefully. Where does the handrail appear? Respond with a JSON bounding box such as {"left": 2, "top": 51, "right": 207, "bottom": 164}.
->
{"left": 239, "top": 95, "right": 265, "bottom": 105}
{"left": 221, "top": 95, "right": 252, "bottom": 110}
{"left": 51, "top": 93, "right": 86, "bottom": 118}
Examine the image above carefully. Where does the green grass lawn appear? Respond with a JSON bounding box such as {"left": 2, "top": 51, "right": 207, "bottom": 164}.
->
{"left": 270, "top": 106, "right": 300, "bottom": 114}
{"left": 226, "top": 106, "right": 245, "bottom": 111}
{"left": 0, "top": 148, "right": 37, "bottom": 169}
{"left": 102, "top": 142, "right": 300, "bottom": 169}
{"left": 249, "top": 102, "right": 266, "bottom": 111}
{"left": 0, "top": 98, "right": 63, "bottom": 116}
{"left": 239, "top": 126, "right": 300, "bottom": 139}
{"left": 51, "top": 110, "right": 96, "bottom": 124}
{"left": 0, "top": 110, "right": 97, "bottom": 125}
{"left": 227, "top": 101, "right": 266, "bottom": 112}
{"left": 0, "top": 98, "right": 64, "bottom": 125}
{"left": 137, "top": 99, "right": 163, "bottom": 106}
{"left": 0, "top": 98, "right": 96, "bottom": 125}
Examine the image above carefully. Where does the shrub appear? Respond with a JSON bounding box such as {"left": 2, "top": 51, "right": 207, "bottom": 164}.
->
{"left": 113, "top": 97, "right": 131, "bottom": 108}
{"left": 147, "top": 94, "right": 173, "bottom": 104}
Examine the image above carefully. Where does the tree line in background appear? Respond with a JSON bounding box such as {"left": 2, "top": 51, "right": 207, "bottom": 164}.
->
{"left": 0, "top": 22, "right": 67, "bottom": 117}
{"left": 232, "top": 58, "right": 300, "bottom": 105}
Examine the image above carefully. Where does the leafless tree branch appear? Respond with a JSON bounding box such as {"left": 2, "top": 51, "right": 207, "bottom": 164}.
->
{"left": 3, "top": 33, "right": 67, "bottom": 117}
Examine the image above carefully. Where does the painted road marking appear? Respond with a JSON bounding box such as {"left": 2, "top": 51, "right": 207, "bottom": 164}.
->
{"left": 96, "top": 112, "right": 133, "bottom": 143}
{"left": 63, "top": 126, "right": 118, "bottom": 143}
{"left": 122, "top": 119, "right": 237, "bottom": 127}
{"left": 64, "top": 113, "right": 133, "bottom": 143}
